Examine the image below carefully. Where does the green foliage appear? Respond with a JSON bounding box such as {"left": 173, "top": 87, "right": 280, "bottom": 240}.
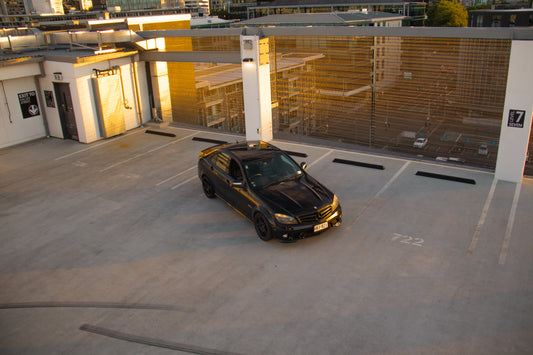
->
{"left": 467, "top": 4, "right": 492, "bottom": 10}
{"left": 427, "top": 0, "right": 468, "bottom": 27}
{"left": 209, "top": 10, "right": 241, "bottom": 20}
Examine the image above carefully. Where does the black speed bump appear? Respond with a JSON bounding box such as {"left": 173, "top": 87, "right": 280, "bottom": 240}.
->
{"left": 332, "top": 158, "right": 385, "bottom": 170}
{"left": 145, "top": 130, "right": 176, "bottom": 138}
{"left": 192, "top": 137, "right": 228, "bottom": 145}
{"left": 284, "top": 150, "right": 308, "bottom": 158}
{"left": 415, "top": 171, "right": 476, "bottom": 185}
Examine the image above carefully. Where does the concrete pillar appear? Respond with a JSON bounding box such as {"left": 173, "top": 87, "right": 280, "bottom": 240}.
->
{"left": 149, "top": 38, "right": 172, "bottom": 123}
{"left": 241, "top": 35, "right": 273, "bottom": 142}
{"left": 495, "top": 41, "right": 533, "bottom": 183}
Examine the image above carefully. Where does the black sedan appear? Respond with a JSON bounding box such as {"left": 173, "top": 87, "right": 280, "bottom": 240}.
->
{"left": 197, "top": 140, "right": 342, "bottom": 242}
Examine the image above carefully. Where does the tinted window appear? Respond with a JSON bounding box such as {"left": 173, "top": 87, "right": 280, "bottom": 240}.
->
{"left": 211, "top": 152, "right": 231, "bottom": 175}
{"left": 244, "top": 152, "right": 302, "bottom": 187}
{"left": 229, "top": 159, "right": 243, "bottom": 181}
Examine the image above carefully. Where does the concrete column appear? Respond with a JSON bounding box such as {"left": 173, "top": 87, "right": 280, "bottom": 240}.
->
{"left": 150, "top": 61, "right": 172, "bottom": 123}
{"left": 495, "top": 41, "right": 533, "bottom": 183}
{"left": 149, "top": 38, "right": 172, "bottom": 123}
{"left": 241, "top": 35, "right": 273, "bottom": 142}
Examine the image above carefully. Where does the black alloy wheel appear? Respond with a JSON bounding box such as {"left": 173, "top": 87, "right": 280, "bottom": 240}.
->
{"left": 254, "top": 213, "right": 273, "bottom": 241}
{"left": 202, "top": 176, "right": 216, "bottom": 198}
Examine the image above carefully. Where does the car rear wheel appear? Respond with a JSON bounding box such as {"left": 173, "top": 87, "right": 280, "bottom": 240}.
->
{"left": 202, "top": 176, "right": 216, "bottom": 198}
{"left": 254, "top": 213, "right": 272, "bottom": 241}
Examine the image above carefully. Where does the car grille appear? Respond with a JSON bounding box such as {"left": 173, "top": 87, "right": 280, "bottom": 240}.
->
{"left": 298, "top": 205, "right": 333, "bottom": 224}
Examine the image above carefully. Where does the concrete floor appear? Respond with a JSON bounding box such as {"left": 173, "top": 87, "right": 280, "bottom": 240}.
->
{"left": 1, "top": 125, "right": 532, "bottom": 354}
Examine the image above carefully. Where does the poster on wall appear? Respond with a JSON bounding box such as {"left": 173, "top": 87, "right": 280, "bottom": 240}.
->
{"left": 18, "top": 91, "right": 40, "bottom": 119}
{"left": 44, "top": 90, "right": 55, "bottom": 108}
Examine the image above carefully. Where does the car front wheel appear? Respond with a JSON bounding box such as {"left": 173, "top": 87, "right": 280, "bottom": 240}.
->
{"left": 202, "top": 176, "right": 216, "bottom": 198}
{"left": 254, "top": 213, "right": 273, "bottom": 241}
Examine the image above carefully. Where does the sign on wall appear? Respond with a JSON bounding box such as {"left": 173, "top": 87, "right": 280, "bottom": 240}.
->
{"left": 507, "top": 109, "right": 526, "bottom": 128}
{"left": 44, "top": 90, "right": 55, "bottom": 108}
{"left": 18, "top": 91, "right": 40, "bottom": 119}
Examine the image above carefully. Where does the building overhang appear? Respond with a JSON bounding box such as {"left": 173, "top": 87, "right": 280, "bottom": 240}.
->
{"left": 0, "top": 55, "right": 44, "bottom": 68}
{"left": 43, "top": 49, "right": 139, "bottom": 65}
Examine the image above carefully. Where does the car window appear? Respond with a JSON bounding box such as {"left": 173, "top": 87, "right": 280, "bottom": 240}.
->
{"left": 229, "top": 159, "right": 243, "bottom": 182}
{"left": 245, "top": 153, "right": 302, "bottom": 188}
{"left": 211, "top": 152, "right": 231, "bottom": 175}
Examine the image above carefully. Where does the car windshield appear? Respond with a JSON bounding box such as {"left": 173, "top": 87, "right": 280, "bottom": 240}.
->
{"left": 244, "top": 153, "right": 302, "bottom": 188}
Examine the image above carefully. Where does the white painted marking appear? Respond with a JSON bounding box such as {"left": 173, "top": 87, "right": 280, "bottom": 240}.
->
{"left": 54, "top": 129, "right": 144, "bottom": 161}
{"left": 156, "top": 166, "right": 196, "bottom": 186}
{"left": 100, "top": 132, "right": 197, "bottom": 172}
{"left": 376, "top": 161, "right": 410, "bottom": 198}
{"left": 392, "top": 233, "right": 424, "bottom": 247}
{"left": 499, "top": 183, "right": 522, "bottom": 265}
{"left": 171, "top": 176, "right": 197, "bottom": 190}
{"left": 308, "top": 150, "right": 333, "bottom": 168}
{"left": 351, "top": 161, "right": 410, "bottom": 225}
{"left": 467, "top": 178, "right": 497, "bottom": 256}
{"left": 100, "top": 153, "right": 146, "bottom": 172}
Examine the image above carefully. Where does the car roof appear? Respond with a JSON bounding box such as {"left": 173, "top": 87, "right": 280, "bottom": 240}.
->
{"left": 222, "top": 141, "right": 283, "bottom": 162}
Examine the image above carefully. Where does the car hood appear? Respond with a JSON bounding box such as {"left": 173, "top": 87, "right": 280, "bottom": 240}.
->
{"left": 254, "top": 175, "right": 333, "bottom": 215}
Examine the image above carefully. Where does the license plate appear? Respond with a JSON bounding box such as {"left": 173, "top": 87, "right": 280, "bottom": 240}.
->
{"left": 314, "top": 221, "right": 329, "bottom": 232}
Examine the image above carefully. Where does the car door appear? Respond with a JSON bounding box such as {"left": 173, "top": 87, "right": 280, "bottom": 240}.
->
{"left": 208, "top": 152, "right": 258, "bottom": 218}
{"left": 226, "top": 158, "right": 258, "bottom": 219}
{"left": 208, "top": 152, "right": 233, "bottom": 202}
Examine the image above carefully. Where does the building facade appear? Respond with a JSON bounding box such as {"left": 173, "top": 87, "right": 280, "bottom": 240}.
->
{"left": 469, "top": 9, "right": 533, "bottom": 27}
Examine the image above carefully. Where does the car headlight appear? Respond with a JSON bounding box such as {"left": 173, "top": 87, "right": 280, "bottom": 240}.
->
{"left": 275, "top": 213, "right": 297, "bottom": 224}
{"left": 331, "top": 194, "right": 339, "bottom": 211}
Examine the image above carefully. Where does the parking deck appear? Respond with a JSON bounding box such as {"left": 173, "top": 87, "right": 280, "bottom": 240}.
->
{"left": 1, "top": 125, "right": 532, "bottom": 354}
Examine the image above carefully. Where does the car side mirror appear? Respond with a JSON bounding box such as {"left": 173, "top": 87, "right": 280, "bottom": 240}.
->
{"left": 300, "top": 162, "right": 307, "bottom": 170}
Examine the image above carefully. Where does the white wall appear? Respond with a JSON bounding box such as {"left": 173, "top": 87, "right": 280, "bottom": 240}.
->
{"left": 73, "top": 56, "right": 147, "bottom": 142}
{"left": 0, "top": 72, "right": 47, "bottom": 149}
{"left": 39, "top": 55, "right": 147, "bottom": 144}
{"left": 30, "top": 0, "right": 63, "bottom": 14}
{"left": 39, "top": 61, "right": 76, "bottom": 139}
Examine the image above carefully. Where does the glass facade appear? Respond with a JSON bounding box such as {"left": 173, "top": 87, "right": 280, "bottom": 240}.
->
{"left": 169, "top": 35, "right": 517, "bottom": 172}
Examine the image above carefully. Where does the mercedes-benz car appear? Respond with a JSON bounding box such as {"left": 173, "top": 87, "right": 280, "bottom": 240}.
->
{"left": 197, "top": 141, "right": 342, "bottom": 242}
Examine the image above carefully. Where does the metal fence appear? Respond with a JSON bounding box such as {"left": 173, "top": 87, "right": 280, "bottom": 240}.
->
{"left": 158, "top": 29, "right": 532, "bottom": 174}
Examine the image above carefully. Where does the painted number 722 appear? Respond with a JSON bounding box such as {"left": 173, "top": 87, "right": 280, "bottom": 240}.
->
{"left": 392, "top": 233, "right": 424, "bottom": 247}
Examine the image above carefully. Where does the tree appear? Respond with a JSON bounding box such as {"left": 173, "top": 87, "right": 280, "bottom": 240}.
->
{"left": 427, "top": 0, "right": 468, "bottom": 27}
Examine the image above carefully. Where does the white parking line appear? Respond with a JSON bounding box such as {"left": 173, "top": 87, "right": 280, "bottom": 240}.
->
{"left": 171, "top": 176, "right": 197, "bottom": 190}
{"left": 308, "top": 150, "right": 333, "bottom": 168}
{"left": 351, "top": 161, "right": 410, "bottom": 225}
{"left": 54, "top": 129, "right": 144, "bottom": 161}
{"left": 156, "top": 166, "right": 196, "bottom": 186}
{"left": 100, "top": 132, "right": 197, "bottom": 172}
{"left": 499, "top": 182, "right": 522, "bottom": 265}
{"left": 376, "top": 161, "right": 410, "bottom": 198}
{"left": 467, "top": 178, "right": 497, "bottom": 256}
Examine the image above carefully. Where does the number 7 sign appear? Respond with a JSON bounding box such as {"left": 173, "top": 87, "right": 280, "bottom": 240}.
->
{"left": 507, "top": 109, "right": 526, "bottom": 128}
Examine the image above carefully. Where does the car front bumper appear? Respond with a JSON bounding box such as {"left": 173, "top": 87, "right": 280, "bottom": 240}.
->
{"left": 271, "top": 206, "right": 342, "bottom": 242}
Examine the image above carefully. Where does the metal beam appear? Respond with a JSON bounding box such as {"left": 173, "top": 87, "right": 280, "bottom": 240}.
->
{"left": 139, "top": 50, "right": 241, "bottom": 64}
{"left": 135, "top": 26, "right": 533, "bottom": 40}
{"left": 137, "top": 28, "right": 242, "bottom": 39}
